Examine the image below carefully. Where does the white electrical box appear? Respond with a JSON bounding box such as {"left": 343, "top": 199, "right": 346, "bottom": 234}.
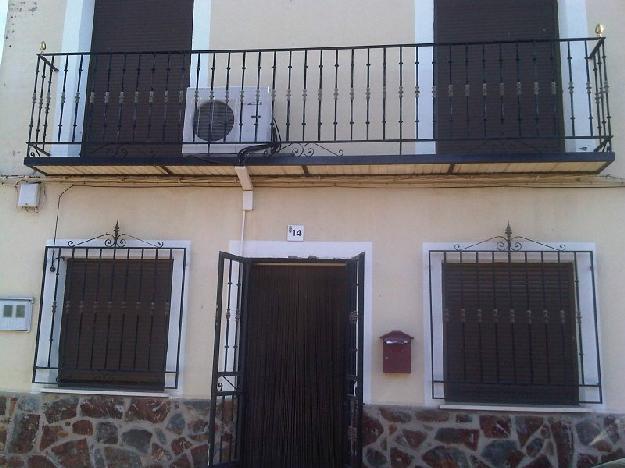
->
{"left": 0, "top": 298, "right": 34, "bottom": 331}
{"left": 242, "top": 191, "right": 254, "bottom": 211}
{"left": 17, "top": 183, "right": 41, "bottom": 208}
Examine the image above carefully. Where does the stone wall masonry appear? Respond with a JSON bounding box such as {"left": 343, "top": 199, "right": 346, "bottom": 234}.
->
{"left": 0, "top": 392, "right": 220, "bottom": 467}
{"left": 1, "top": 392, "right": 624, "bottom": 467}
{"left": 363, "top": 406, "right": 625, "bottom": 468}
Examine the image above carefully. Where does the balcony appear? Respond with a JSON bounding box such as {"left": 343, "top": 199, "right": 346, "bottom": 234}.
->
{"left": 24, "top": 38, "right": 613, "bottom": 179}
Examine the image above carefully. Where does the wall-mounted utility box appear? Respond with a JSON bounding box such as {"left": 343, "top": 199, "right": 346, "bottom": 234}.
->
{"left": 17, "top": 183, "right": 40, "bottom": 208}
{"left": 381, "top": 330, "right": 414, "bottom": 373}
{"left": 0, "top": 298, "right": 34, "bottom": 331}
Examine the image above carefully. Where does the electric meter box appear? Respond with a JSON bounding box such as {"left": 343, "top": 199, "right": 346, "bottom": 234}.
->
{"left": 0, "top": 298, "right": 34, "bottom": 331}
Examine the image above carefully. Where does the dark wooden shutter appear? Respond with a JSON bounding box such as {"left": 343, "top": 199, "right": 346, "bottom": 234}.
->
{"left": 58, "top": 258, "right": 174, "bottom": 390}
{"left": 82, "top": 0, "right": 194, "bottom": 157}
{"left": 435, "top": 0, "right": 563, "bottom": 154}
{"left": 442, "top": 262, "right": 579, "bottom": 405}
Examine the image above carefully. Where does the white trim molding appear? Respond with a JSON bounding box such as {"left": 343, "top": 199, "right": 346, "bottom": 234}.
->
{"left": 229, "top": 240, "right": 374, "bottom": 405}
{"left": 422, "top": 240, "right": 603, "bottom": 410}
{"left": 439, "top": 403, "right": 593, "bottom": 414}
{"left": 0, "top": 0, "right": 8, "bottom": 65}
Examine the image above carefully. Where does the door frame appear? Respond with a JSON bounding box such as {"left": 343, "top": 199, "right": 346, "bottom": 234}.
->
{"left": 229, "top": 240, "right": 373, "bottom": 404}
{"left": 209, "top": 246, "right": 369, "bottom": 467}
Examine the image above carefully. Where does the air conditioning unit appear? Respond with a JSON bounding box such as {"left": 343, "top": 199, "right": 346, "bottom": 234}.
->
{"left": 182, "top": 86, "right": 273, "bottom": 154}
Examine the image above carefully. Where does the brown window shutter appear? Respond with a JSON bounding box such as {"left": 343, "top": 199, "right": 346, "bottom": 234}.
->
{"left": 83, "top": 0, "right": 194, "bottom": 157}
{"left": 442, "top": 262, "right": 579, "bottom": 405}
{"left": 58, "top": 258, "right": 174, "bottom": 391}
{"left": 434, "top": 0, "right": 563, "bottom": 154}
{"left": 89, "top": 0, "right": 194, "bottom": 53}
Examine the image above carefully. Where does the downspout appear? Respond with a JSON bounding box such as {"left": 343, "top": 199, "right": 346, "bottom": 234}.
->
{"left": 239, "top": 208, "right": 247, "bottom": 257}
{"left": 234, "top": 142, "right": 277, "bottom": 255}
{"left": 234, "top": 165, "right": 254, "bottom": 257}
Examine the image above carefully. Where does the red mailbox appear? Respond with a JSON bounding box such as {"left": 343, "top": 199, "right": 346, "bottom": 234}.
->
{"left": 381, "top": 330, "right": 414, "bottom": 373}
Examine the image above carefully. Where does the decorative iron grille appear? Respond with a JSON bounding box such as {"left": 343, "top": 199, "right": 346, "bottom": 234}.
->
{"left": 427, "top": 225, "right": 602, "bottom": 405}
{"left": 32, "top": 223, "right": 188, "bottom": 391}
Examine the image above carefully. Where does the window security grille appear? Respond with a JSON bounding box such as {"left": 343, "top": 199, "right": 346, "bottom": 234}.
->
{"left": 32, "top": 224, "right": 187, "bottom": 391}
{"left": 427, "top": 225, "right": 602, "bottom": 405}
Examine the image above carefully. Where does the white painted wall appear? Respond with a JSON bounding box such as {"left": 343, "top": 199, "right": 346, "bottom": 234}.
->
{"left": 0, "top": 0, "right": 625, "bottom": 412}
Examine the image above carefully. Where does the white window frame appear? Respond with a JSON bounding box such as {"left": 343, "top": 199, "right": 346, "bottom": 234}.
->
{"left": 0, "top": 0, "right": 7, "bottom": 65}
{"left": 422, "top": 240, "right": 603, "bottom": 410}
{"left": 33, "top": 239, "right": 191, "bottom": 397}
{"left": 51, "top": 0, "right": 211, "bottom": 157}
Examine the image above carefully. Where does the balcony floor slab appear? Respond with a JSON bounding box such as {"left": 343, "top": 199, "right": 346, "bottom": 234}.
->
{"left": 23, "top": 152, "right": 614, "bottom": 179}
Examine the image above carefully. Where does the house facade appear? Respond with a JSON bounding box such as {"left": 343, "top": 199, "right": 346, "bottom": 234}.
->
{"left": 0, "top": 0, "right": 624, "bottom": 466}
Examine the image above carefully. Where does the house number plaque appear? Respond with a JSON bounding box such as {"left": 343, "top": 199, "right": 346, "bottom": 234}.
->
{"left": 287, "top": 224, "right": 305, "bottom": 242}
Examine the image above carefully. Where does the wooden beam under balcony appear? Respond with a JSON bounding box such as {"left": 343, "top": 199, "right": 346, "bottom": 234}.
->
{"left": 23, "top": 152, "right": 614, "bottom": 178}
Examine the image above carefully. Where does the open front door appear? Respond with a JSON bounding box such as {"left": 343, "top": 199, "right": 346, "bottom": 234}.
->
{"left": 209, "top": 252, "right": 249, "bottom": 467}
{"left": 345, "top": 253, "right": 365, "bottom": 468}
{"left": 209, "top": 252, "right": 365, "bottom": 467}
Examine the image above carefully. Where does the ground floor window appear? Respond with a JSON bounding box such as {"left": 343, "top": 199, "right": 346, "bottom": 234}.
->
{"left": 426, "top": 226, "right": 602, "bottom": 406}
{"left": 442, "top": 262, "right": 578, "bottom": 405}
{"left": 33, "top": 225, "right": 188, "bottom": 391}
{"left": 57, "top": 257, "right": 174, "bottom": 390}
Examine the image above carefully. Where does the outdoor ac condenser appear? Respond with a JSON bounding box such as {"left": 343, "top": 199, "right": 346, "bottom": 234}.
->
{"left": 182, "top": 86, "right": 273, "bottom": 154}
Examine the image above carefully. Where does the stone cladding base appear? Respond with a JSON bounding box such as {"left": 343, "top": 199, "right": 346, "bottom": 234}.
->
{"left": 362, "top": 406, "right": 625, "bottom": 467}
{"left": 0, "top": 392, "right": 623, "bottom": 467}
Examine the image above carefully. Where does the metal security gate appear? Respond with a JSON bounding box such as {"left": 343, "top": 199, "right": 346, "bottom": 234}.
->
{"left": 208, "top": 253, "right": 365, "bottom": 467}
{"left": 344, "top": 253, "right": 365, "bottom": 468}
{"left": 209, "top": 253, "right": 248, "bottom": 466}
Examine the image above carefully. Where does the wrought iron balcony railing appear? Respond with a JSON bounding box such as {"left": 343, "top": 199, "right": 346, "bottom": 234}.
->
{"left": 26, "top": 38, "right": 611, "bottom": 162}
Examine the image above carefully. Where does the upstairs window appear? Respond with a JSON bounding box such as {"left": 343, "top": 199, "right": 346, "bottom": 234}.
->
{"left": 434, "top": 0, "right": 563, "bottom": 154}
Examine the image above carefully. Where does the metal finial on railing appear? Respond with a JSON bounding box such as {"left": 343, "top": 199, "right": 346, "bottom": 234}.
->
{"left": 595, "top": 24, "right": 606, "bottom": 37}
{"left": 504, "top": 222, "right": 513, "bottom": 252}
{"left": 111, "top": 221, "right": 121, "bottom": 247}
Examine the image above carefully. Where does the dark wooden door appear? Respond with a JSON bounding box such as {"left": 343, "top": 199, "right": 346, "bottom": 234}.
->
{"left": 240, "top": 264, "right": 349, "bottom": 468}
{"left": 82, "top": 0, "right": 193, "bottom": 157}
{"left": 435, "top": 0, "right": 563, "bottom": 154}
